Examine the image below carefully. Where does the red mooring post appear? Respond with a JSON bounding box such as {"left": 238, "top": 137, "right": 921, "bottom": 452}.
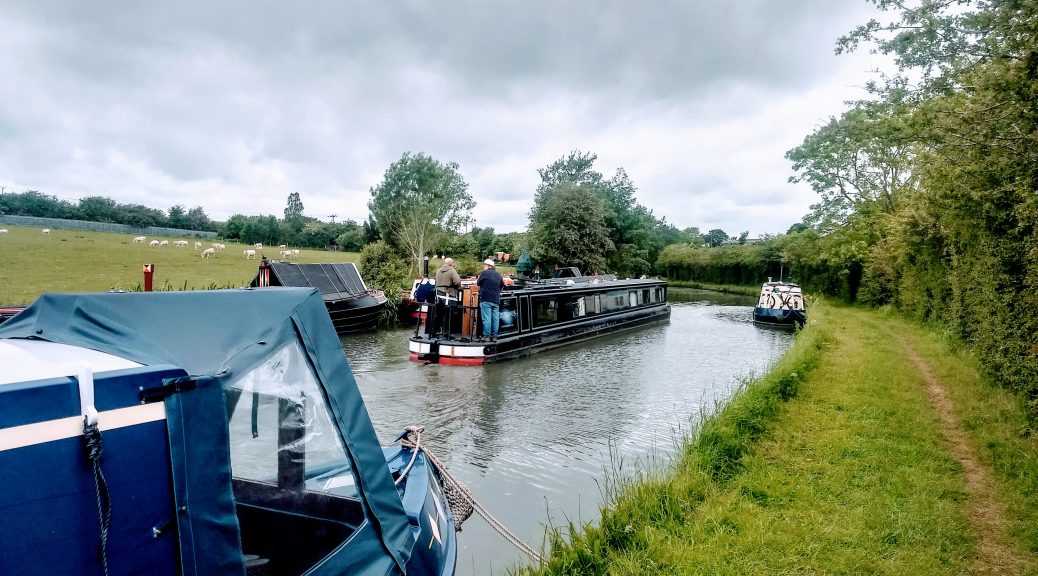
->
{"left": 142, "top": 263, "right": 154, "bottom": 292}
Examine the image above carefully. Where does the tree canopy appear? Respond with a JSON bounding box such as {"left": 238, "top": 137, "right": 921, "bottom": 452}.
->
{"left": 368, "top": 152, "right": 475, "bottom": 274}
{"left": 529, "top": 151, "right": 663, "bottom": 277}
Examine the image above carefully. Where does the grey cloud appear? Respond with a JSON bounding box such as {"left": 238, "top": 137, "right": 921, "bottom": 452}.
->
{"left": 0, "top": 1, "right": 882, "bottom": 237}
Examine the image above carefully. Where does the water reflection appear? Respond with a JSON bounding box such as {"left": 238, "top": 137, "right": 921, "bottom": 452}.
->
{"left": 342, "top": 287, "right": 791, "bottom": 575}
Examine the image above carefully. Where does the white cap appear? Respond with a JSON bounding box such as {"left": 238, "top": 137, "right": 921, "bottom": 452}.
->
{"left": 483, "top": 258, "right": 495, "bottom": 267}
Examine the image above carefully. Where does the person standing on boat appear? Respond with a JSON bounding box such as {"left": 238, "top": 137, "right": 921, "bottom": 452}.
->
{"left": 434, "top": 257, "right": 463, "bottom": 335}
{"left": 477, "top": 258, "right": 504, "bottom": 341}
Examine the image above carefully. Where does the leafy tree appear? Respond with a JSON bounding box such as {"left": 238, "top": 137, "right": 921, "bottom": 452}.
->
{"left": 116, "top": 204, "right": 165, "bottom": 228}
{"left": 529, "top": 182, "right": 613, "bottom": 274}
{"left": 167, "top": 205, "right": 187, "bottom": 229}
{"left": 300, "top": 221, "right": 336, "bottom": 248}
{"left": 78, "top": 196, "right": 118, "bottom": 222}
{"left": 335, "top": 221, "right": 366, "bottom": 252}
{"left": 184, "top": 206, "right": 212, "bottom": 231}
{"left": 362, "top": 216, "right": 381, "bottom": 244}
{"left": 738, "top": 231, "right": 749, "bottom": 244}
{"left": 786, "top": 96, "right": 921, "bottom": 231}
{"left": 0, "top": 190, "right": 75, "bottom": 218}
{"left": 359, "top": 240, "right": 410, "bottom": 325}
{"left": 470, "top": 226, "right": 497, "bottom": 260}
{"left": 703, "top": 229, "right": 728, "bottom": 247}
{"left": 284, "top": 192, "right": 304, "bottom": 221}
{"left": 239, "top": 215, "right": 280, "bottom": 246}
{"left": 533, "top": 150, "right": 661, "bottom": 276}
{"left": 368, "top": 152, "right": 475, "bottom": 275}
{"left": 221, "top": 214, "right": 249, "bottom": 240}
{"left": 435, "top": 232, "right": 479, "bottom": 260}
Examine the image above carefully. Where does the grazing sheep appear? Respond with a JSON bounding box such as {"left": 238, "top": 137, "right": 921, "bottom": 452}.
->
{"left": 0, "top": 229, "right": 8, "bottom": 235}
{"left": 173, "top": 240, "right": 188, "bottom": 247}
{"left": 132, "top": 236, "right": 146, "bottom": 243}
{"left": 212, "top": 243, "right": 226, "bottom": 251}
{"left": 291, "top": 249, "right": 300, "bottom": 256}
{"left": 278, "top": 244, "right": 287, "bottom": 249}
{"left": 194, "top": 241, "right": 202, "bottom": 250}
{"left": 254, "top": 243, "right": 263, "bottom": 249}
{"left": 41, "top": 228, "right": 51, "bottom": 235}
{"left": 244, "top": 249, "right": 257, "bottom": 259}
{"left": 159, "top": 240, "right": 169, "bottom": 247}
{"left": 279, "top": 250, "right": 292, "bottom": 259}
{"left": 201, "top": 247, "right": 216, "bottom": 259}
{"left": 150, "top": 240, "right": 161, "bottom": 247}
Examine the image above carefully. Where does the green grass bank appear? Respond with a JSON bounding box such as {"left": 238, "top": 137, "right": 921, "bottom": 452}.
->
{"left": 525, "top": 302, "right": 1038, "bottom": 575}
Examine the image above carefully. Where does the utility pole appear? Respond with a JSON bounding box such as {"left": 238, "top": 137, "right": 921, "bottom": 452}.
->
{"left": 329, "top": 214, "right": 337, "bottom": 224}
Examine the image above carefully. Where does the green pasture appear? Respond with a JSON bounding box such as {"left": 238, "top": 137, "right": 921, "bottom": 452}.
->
{"left": 0, "top": 224, "right": 360, "bottom": 306}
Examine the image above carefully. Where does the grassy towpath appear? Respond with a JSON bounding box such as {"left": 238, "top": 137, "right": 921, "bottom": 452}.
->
{"left": 529, "top": 303, "right": 1038, "bottom": 575}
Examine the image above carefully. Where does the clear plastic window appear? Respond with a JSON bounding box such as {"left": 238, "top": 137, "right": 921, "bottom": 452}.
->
{"left": 225, "top": 341, "right": 358, "bottom": 498}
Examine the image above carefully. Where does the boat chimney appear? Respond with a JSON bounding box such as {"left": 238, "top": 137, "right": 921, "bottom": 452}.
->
{"left": 768, "top": 276, "right": 772, "bottom": 283}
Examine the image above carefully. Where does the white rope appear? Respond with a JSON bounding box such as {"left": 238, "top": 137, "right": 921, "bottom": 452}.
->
{"left": 397, "top": 425, "right": 543, "bottom": 564}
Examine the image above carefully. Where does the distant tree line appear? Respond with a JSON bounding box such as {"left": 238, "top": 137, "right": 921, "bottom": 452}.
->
{"left": 0, "top": 190, "right": 216, "bottom": 231}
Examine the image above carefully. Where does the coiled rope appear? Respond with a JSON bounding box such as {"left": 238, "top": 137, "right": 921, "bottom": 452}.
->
{"left": 83, "top": 419, "right": 112, "bottom": 576}
{"left": 397, "top": 425, "right": 543, "bottom": 564}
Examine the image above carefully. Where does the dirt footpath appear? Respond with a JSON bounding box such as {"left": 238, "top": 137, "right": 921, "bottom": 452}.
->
{"left": 902, "top": 341, "right": 1027, "bottom": 575}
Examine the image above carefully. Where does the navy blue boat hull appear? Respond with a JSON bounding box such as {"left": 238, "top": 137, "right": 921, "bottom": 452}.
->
{"left": 753, "top": 306, "right": 806, "bottom": 327}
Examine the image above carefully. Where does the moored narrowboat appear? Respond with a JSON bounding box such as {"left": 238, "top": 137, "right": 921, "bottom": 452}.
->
{"left": 0, "top": 288, "right": 456, "bottom": 575}
{"left": 752, "top": 279, "right": 806, "bottom": 327}
{"left": 409, "top": 273, "right": 671, "bottom": 365}
{"left": 251, "top": 258, "right": 387, "bottom": 334}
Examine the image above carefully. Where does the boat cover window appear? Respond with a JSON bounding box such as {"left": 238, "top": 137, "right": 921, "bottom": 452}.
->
{"left": 225, "top": 341, "right": 358, "bottom": 499}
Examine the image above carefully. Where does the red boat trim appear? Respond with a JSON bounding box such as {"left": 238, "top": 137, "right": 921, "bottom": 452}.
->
{"left": 437, "top": 356, "right": 485, "bottom": 366}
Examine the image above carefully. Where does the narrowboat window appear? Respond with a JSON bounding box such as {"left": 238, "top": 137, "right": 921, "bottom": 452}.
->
{"left": 225, "top": 341, "right": 358, "bottom": 499}
{"left": 643, "top": 289, "right": 651, "bottom": 304}
{"left": 600, "top": 289, "right": 628, "bottom": 313}
{"left": 532, "top": 296, "right": 558, "bottom": 327}
{"left": 629, "top": 291, "right": 638, "bottom": 307}
{"left": 499, "top": 297, "right": 518, "bottom": 333}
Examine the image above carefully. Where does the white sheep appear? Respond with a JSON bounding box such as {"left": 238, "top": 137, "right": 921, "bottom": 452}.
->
{"left": 159, "top": 240, "right": 169, "bottom": 247}
{"left": 213, "top": 243, "right": 226, "bottom": 251}
{"left": 201, "top": 247, "right": 216, "bottom": 258}
{"left": 244, "top": 249, "right": 257, "bottom": 259}
{"left": 0, "top": 229, "right": 8, "bottom": 235}
{"left": 149, "top": 240, "right": 160, "bottom": 247}
{"left": 254, "top": 243, "right": 263, "bottom": 249}
{"left": 41, "top": 228, "right": 51, "bottom": 235}
{"left": 278, "top": 244, "right": 287, "bottom": 249}
{"left": 132, "top": 236, "right": 146, "bottom": 243}
{"left": 291, "top": 249, "right": 300, "bottom": 256}
{"left": 194, "top": 241, "right": 202, "bottom": 250}
{"left": 279, "top": 250, "right": 292, "bottom": 259}
{"left": 173, "top": 240, "right": 188, "bottom": 247}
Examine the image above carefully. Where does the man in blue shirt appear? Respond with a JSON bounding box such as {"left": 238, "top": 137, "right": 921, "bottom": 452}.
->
{"left": 477, "top": 258, "right": 505, "bottom": 341}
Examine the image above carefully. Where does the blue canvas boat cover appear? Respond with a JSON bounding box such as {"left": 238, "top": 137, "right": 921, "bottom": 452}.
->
{"left": 0, "top": 287, "right": 414, "bottom": 573}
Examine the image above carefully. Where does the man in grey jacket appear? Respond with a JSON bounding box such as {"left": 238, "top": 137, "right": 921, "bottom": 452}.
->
{"left": 433, "top": 257, "right": 462, "bottom": 335}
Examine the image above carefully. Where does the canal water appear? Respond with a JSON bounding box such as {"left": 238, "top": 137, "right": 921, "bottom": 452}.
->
{"left": 341, "top": 288, "right": 794, "bottom": 575}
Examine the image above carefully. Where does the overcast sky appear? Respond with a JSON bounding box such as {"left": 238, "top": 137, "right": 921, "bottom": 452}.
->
{"left": 0, "top": 1, "right": 887, "bottom": 236}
